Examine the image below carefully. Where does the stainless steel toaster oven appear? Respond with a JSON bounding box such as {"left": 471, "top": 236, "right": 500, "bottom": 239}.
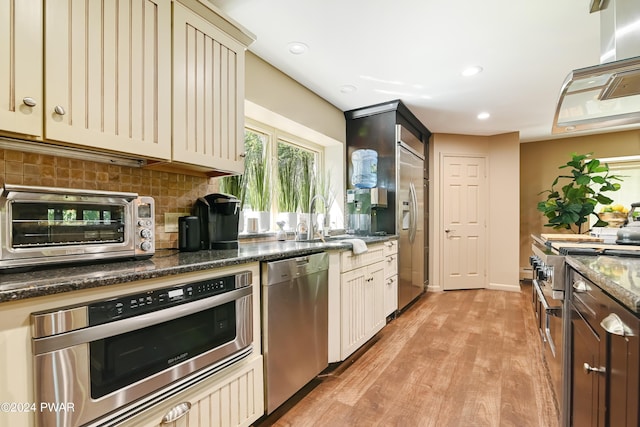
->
{"left": 0, "top": 184, "right": 154, "bottom": 270}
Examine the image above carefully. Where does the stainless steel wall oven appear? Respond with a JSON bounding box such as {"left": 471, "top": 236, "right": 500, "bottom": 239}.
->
{"left": 31, "top": 271, "right": 253, "bottom": 427}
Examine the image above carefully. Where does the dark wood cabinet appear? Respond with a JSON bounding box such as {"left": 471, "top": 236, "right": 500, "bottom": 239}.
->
{"left": 566, "top": 266, "right": 640, "bottom": 427}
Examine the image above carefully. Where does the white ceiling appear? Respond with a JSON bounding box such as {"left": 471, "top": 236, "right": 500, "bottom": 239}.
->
{"left": 208, "top": 0, "right": 611, "bottom": 142}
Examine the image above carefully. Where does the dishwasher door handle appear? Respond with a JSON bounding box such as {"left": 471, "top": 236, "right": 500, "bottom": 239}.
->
{"left": 295, "top": 256, "right": 310, "bottom": 266}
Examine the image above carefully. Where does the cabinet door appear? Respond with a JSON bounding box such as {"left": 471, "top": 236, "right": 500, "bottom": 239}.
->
{"left": 369, "top": 261, "right": 386, "bottom": 334}
{"left": 341, "top": 267, "right": 369, "bottom": 359}
{"left": 0, "top": 0, "right": 42, "bottom": 137}
{"left": 602, "top": 308, "right": 640, "bottom": 427}
{"left": 44, "top": 0, "right": 171, "bottom": 159}
{"left": 340, "top": 261, "right": 386, "bottom": 359}
{"left": 570, "top": 306, "right": 602, "bottom": 427}
{"left": 384, "top": 275, "right": 398, "bottom": 317}
{"left": 172, "top": 3, "right": 246, "bottom": 173}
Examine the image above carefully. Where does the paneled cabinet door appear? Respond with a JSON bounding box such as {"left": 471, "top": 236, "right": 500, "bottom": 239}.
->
{"left": 340, "top": 261, "right": 386, "bottom": 359}
{"left": 44, "top": 0, "right": 172, "bottom": 159}
{"left": 0, "top": 0, "right": 42, "bottom": 137}
{"left": 172, "top": 3, "right": 246, "bottom": 173}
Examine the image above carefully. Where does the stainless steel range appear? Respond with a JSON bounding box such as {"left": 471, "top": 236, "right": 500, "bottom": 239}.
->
{"left": 530, "top": 235, "right": 566, "bottom": 415}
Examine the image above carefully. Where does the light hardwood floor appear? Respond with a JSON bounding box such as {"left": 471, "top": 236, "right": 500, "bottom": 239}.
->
{"left": 256, "top": 284, "right": 559, "bottom": 427}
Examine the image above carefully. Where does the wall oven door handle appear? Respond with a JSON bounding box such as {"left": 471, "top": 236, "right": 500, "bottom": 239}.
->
{"left": 533, "top": 280, "right": 552, "bottom": 312}
{"left": 33, "top": 285, "right": 252, "bottom": 355}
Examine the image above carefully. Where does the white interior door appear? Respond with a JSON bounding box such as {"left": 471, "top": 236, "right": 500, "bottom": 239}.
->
{"left": 442, "top": 155, "right": 487, "bottom": 290}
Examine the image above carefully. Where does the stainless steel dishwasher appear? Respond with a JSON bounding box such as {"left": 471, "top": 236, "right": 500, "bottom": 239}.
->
{"left": 262, "top": 252, "right": 329, "bottom": 414}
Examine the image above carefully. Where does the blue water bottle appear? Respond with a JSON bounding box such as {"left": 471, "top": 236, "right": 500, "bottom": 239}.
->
{"left": 351, "top": 149, "right": 378, "bottom": 188}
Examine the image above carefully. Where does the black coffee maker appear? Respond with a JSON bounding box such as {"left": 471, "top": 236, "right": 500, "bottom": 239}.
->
{"left": 192, "top": 193, "right": 240, "bottom": 249}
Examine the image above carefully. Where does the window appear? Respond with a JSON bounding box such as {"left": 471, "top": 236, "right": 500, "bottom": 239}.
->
{"left": 231, "top": 120, "right": 325, "bottom": 233}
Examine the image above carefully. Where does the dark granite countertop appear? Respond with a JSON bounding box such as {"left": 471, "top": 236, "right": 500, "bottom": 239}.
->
{"left": 0, "top": 235, "right": 395, "bottom": 304}
{"left": 566, "top": 255, "right": 640, "bottom": 314}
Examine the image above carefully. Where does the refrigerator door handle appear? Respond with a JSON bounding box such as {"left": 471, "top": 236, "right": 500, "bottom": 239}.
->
{"left": 409, "top": 182, "right": 417, "bottom": 243}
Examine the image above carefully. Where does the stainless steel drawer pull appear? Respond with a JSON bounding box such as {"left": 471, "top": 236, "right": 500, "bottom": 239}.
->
{"left": 54, "top": 105, "right": 66, "bottom": 115}
{"left": 583, "top": 363, "right": 605, "bottom": 374}
{"left": 572, "top": 280, "right": 589, "bottom": 292}
{"left": 161, "top": 402, "right": 191, "bottom": 424}
{"left": 23, "top": 97, "right": 37, "bottom": 107}
{"left": 600, "top": 313, "right": 634, "bottom": 337}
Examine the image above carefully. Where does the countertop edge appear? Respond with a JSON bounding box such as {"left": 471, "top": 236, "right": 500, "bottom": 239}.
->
{"left": 0, "top": 236, "right": 396, "bottom": 304}
{"left": 565, "top": 255, "right": 640, "bottom": 314}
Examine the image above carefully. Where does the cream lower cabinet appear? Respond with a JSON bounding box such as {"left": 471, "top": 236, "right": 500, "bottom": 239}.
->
{"left": 172, "top": 2, "right": 248, "bottom": 174}
{"left": 340, "top": 243, "right": 386, "bottom": 360}
{"left": 0, "top": 0, "right": 43, "bottom": 137}
{"left": 119, "top": 355, "right": 264, "bottom": 427}
{"left": 44, "top": 0, "right": 172, "bottom": 159}
{"left": 383, "top": 239, "right": 398, "bottom": 317}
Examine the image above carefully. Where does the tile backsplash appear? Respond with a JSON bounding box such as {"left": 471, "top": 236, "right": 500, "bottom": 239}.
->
{"left": 0, "top": 148, "right": 219, "bottom": 249}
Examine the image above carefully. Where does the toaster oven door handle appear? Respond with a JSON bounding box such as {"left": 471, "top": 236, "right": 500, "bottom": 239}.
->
{"left": 3, "top": 183, "right": 139, "bottom": 200}
{"left": 32, "top": 285, "right": 252, "bottom": 355}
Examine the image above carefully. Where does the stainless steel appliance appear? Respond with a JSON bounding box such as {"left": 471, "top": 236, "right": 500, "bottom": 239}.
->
{"left": 262, "top": 253, "right": 329, "bottom": 414}
{"left": 32, "top": 270, "right": 253, "bottom": 427}
{"left": 0, "top": 184, "right": 154, "bottom": 270}
{"left": 346, "top": 187, "right": 387, "bottom": 235}
{"left": 397, "top": 125, "right": 426, "bottom": 310}
{"left": 553, "top": 0, "right": 640, "bottom": 134}
{"left": 530, "top": 235, "right": 566, "bottom": 414}
{"left": 192, "top": 193, "right": 240, "bottom": 249}
{"left": 344, "top": 100, "right": 430, "bottom": 312}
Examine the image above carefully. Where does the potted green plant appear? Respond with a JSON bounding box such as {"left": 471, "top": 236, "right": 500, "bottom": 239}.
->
{"left": 219, "top": 174, "right": 246, "bottom": 232}
{"left": 537, "top": 152, "right": 623, "bottom": 234}
{"left": 246, "top": 154, "right": 271, "bottom": 232}
{"left": 297, "top": 154, "right": 314, "bottom": 232}
{"left": 276, "top": 147, "right": 299, "bottom": 231}
{"left": 315, "top": 169, "right": 336, "bottom": 231}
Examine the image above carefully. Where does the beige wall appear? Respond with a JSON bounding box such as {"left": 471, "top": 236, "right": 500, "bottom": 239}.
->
{"left": 430, "top": 132, "right": 520, "bottom": 292}
{"left": 519, "top": 129, "right": 640, "bottom": 275}
{"left": 244, "top": 52, "right": 345, "bottom": 145}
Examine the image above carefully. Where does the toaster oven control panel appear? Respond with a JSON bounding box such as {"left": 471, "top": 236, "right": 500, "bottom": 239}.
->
{"left": 135, "top": 196, "right": 155, "bottom": 254}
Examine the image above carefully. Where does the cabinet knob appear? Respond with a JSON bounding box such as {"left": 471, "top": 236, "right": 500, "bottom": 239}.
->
{"left": 239, "top": 152, "right": 246, "bottom": 158}
{"left": 161, "top": 402, "right": 191, "bottom": 424}
{"left": 22, "top": 97, "right": 37, "bottom": 107}
{"left": 583, "top": 363, "right": 605, "bottom": 375}
{"left": 54, "top": 105, "right": 66, "bottom": 115}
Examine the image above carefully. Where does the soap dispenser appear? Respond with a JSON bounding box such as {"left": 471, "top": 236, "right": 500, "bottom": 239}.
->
{"left": 276, "top": 221, "right": 287, "bottom": 241}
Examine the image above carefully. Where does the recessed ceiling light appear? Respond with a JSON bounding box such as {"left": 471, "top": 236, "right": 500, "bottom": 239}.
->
{"left": 288, "top": 42, "right": 308, "bottom": 55}
{"left": 462, "top": 66, "right": 483, "bottom": 77}
{"left": 477, "top": 112, "right": 490, "bottom": 120}
{"left": 340, "top": 85, "right": 357, "bottom": 93}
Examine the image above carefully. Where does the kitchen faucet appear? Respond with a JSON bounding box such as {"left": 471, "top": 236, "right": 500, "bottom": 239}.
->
{"left": 307, "top": 194, "right": 329, "bottom": 241}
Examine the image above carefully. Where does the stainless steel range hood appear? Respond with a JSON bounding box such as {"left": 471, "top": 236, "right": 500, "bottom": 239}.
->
{"left": 552, "top": 0, "right": 640, "bottom": 134}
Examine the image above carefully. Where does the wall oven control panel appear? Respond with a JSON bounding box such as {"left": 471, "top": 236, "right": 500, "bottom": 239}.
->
{"left": 89, "top": 273, "right": 247, "bottom": 325}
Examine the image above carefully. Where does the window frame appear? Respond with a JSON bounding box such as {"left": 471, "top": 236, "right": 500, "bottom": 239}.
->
{"left": 243, "top": 118, "right": 325, "bottom": 232}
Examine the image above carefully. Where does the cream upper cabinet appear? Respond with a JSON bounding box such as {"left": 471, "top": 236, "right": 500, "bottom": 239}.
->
{"left": 172, "top": 2, "right": 247, "bottom": 174}
{"left": 44, "top": 0, "right": 172, "bottom": 159}
{"left": 0, "top": 0, "right": 43, "bottom": 137}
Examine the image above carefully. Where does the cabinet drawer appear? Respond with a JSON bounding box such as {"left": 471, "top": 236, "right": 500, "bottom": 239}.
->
{"left": 383, "top": 239, "right": 398, "bottom": 256}
{"left": 385, "top": 253, "right": 398, "bottom": 278}
{"left": 569, "top": 269, "right": 608, "bottom": 333}
{"left": 341, "top": 243, "right": 384, "bottom": 272}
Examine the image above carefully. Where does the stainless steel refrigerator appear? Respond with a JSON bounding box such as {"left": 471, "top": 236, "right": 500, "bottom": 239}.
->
{"left": 396, "top": 126, "right": 425, "bottom": 310}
